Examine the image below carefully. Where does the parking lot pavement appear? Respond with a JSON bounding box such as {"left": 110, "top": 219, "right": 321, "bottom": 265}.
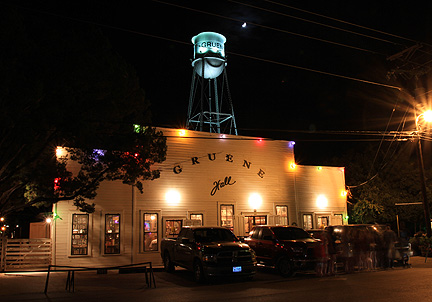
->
{"left": 0, "top": 269, "right": 156, "bottom": 301}
{"left": 1, "top": 256, "right": 431, "bottom": 301}
{"left": 409, "top": 255, "right": 432, "bottom": 268}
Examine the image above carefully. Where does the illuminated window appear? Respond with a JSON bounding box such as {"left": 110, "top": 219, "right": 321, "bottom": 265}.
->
{"left": 71, "top": 214, "right": 89, "bottom": 255}
{"left": 104, "top": 214, "right": 120, "bottom": 254}
{"left": 302, "top": 214, "right": 313, "bottom": 230}
{"left": 276, "top": 205, "right": 289, "bottom": 225}
{"left": 165, "top": 219, "right": 182, "bottom": 238}
{"left": 333, "top": 214, "right": 343, "bottom": 225}
{"left": 317, "top": 215, "right": 329, "bottom": 228}
{"left": 144, "top": 213, "right": 158, "bottom": 252}
{"left": 190, "top": 213, "right": 203, "bottom": 226}
{"left": 220, "top": 205, "right": 234, "bottom": 230}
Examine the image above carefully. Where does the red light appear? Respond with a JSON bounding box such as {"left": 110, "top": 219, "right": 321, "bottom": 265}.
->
{"left": 54, "top": 178, "right": 61, "bottom": 190}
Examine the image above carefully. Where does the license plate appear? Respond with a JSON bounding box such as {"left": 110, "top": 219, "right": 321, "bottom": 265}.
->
{"left": 233, "top": 266, "right": 242, "bottom": 273}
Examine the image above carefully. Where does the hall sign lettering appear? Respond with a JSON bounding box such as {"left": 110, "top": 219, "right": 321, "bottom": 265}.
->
{"left": 173, "top": 153, "right": 265, "bottom": 178}
{"left": 173, "top": 153, "right": 265, "bottom": 195}
{"left": 211, "top": 176, "right": 236, "bottom": 196}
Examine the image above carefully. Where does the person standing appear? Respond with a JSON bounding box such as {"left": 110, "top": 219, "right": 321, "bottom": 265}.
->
{"left": 383, "top": 225, "right": 397, "bottom": 269}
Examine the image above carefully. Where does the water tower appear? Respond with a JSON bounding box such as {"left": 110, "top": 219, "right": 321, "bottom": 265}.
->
{"left": 187, "top": 32, "right": 238, "bottom": 135}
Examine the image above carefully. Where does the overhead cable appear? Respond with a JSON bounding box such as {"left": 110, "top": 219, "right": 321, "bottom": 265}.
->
{"left": 2, "top": 1, "right": 403, "bottom": 92}
{"left": 263, "top": 0, "right": 432, "bottom": 48}
{"left": 152, "top": 0, "right": 385, "bottom": 55}
{"left": 230, "top": 0, "right": 405, "bottom": 49}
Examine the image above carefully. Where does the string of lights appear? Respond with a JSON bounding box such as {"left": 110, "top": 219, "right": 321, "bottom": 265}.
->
{"left": 3, "top": 2, "right": 430, "bottom": 172}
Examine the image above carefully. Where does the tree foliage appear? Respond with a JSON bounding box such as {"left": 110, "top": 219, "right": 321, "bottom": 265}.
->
{"left": 351, "top": 199, "right": 384, "bottom": 224}
{"left": 0, "top": 6, "right": 167, "bottom": 216}
{"left": 324, "top": 142, "right": 431, "bottom": 227}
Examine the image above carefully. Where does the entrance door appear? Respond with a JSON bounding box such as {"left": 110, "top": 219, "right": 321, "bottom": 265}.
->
{"left": 244, "top": 216, "right": 267, "bottom": 235}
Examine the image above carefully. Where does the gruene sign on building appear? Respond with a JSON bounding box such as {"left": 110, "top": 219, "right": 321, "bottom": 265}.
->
{"left": 50, "top": 127, "right": 347, "bottom": 268}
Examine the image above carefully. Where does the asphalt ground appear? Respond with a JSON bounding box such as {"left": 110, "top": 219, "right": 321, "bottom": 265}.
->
{"left": 1, "top": 256, "right": 431, "bottom": 302}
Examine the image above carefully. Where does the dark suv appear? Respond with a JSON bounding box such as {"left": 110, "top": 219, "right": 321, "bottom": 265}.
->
{"left": 244, "top": 225, "right": 319, "bottom": 276}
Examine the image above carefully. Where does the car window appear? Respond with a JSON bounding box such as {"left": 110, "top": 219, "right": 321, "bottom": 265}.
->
{"left": 272, "top": 227, "right": 311, "bottom": 240}
{"left": 194, "top": 228, "right": 239, "bottom": 243}
{"left": 184, "top": 229, "right": 194, "bottom": 241}
{"left": 251, "top": 228, "right": 260, "bottom": 239}
{"left": 177, "top": 228, "right": 187, "bottom": 238}
{"left": 260, "top": 228, "right": 273, "bottom": 240}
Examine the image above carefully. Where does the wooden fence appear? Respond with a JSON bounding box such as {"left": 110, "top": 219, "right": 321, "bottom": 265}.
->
{"left": 0, "top": 238, "right": 51, "bottom": 272}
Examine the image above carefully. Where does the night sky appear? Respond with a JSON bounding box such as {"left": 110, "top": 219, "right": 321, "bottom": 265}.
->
{"left": 5, "top": 0, "right": 432, "bottom": 164}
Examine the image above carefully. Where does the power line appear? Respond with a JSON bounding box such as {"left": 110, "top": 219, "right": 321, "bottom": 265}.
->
{"left": 347, "top": 173, "right": 379, "bottom": 189}
{"left": 258, "top": 1, "right": 432, "bottom": 60}
{"left": 3, "top": 1, "right": 403, "bottom": 92}
{"left": 366, "top": 104, "right": 411, "bottom": 181}
{"left": 239, "top": 128, "right": 413, "bottom": 136}
{"left": 231, "top": 0, "right": 406, "bottom": 50}
{"left": 377, "top": 107, "right": 411, "bottom": 172}
{"left": 160, "top": 135, "right": 410, "bottom": 143}
{"left": 228, "top": 51, "right": 402, "bottom": 91}
{"left": 153, "top": 0, "right": 385, "bottom": 56}
{"left": 0, "top": 1, "right": 191, "bottom": 47}
{"left": 263, "top": 0, "right": 432, "bottom": 48}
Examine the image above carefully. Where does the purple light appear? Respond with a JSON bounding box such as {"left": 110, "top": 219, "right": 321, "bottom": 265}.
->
{"left": 288, "top": 141, "right": 295, "bottom": 148}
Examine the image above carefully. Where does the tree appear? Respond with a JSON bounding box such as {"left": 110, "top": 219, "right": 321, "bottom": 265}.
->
{"left": 324, "top": 142, "right": 431, "bottom": 227}
{"left": 0, "top": 6, "right": 167, "bottom": 216}
{"left": 351, "top": 199, "right": 384, "bottom": 224}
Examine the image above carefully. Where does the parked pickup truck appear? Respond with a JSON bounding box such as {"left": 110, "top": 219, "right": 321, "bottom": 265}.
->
{"left": 244, "top": 225, "right": 319, "bottom": 277}
{"left": 161, "top": 226, "right": 257, "bottom": 282}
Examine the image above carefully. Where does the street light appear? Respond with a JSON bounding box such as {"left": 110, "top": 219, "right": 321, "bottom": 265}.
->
{"left": 422, "top": 110, "right": 432, "bottom": 123}
{"left": 414, "top": 109, "right": 432, "bottom": 237}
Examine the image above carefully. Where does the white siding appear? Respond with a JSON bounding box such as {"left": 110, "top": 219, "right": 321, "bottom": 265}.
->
{"left": 52, "top": 127, "right": 346, "bottom": 267}
{"left": 54, "top": 180, "right": 134, "bottom": 268}
{"left": 294, "top": 165, "right": 347, "bottom": 228}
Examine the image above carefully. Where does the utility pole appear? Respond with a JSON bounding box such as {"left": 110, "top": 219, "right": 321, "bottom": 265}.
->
{"left": 415, "top": 138, "right": 431, "bottom": 236}
{"left": 388, "top": 46, "right": 432, "bottom": 237}
{"left": 414, "top": 94, "right": 432, "bottom": 237}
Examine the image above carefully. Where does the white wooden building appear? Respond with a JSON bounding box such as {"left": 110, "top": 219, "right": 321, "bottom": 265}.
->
{"left": 51, "top": 127, "right": 347, "bottom": 267}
